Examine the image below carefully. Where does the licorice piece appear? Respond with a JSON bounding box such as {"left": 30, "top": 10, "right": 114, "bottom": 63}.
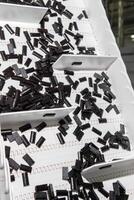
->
{"left": 93, "top": 83, "right": 98, "bottom": 93}
{"left": 24, "top": 58, "right": 32, "bottom": 67}
{"left": 81, "top": 123, "right": 90, "bottom": 130}
{"left": 0, "top": 51, "right": 7, "bottom": 61}
{"left": 110, "top": 143, "right": 119, "bottom": 149}
{"left": 81, "top": 88, "right": 89, "bottom": 96}
{"left": 0, "top": 75, "right": 5, "bottom": 90}
{"left": 20, "top": 164, "right": 32, "bottom": 173}
{"left": 92, "top": 92, "right": 102, "bottom": 98}
{"left": 113, "top": 105, "right": 120, "bottom": 114}
{"left": 33, "top": 38, "right": 39, "bottom": 48}
{"left": 22, "top": 172, "right": 29, "bottom": 187}
{"left": 15, "top": 27, "right": 20, "bottom": 36}
{"left": 80, "top": 99, "right": 85, "bottom": 111}
{"left": 5, "top": 146, "right": 10, "bottom": 159}
{"left": 62, "top": 167, "right": 68, "bottom": 180}
{"left": 120, "top": 124, "right": 125, "bottom": 134}
{"left": 11, "top": 175, "right": 15, "bottom": 182}
{"left": 34, "top": 192, "right": 47, "bottom": 199}
{"left": 36, "top": 136, "right": 46, "bottom": 148}
{"left": 82, "top": 10, "right": 88, "bottom": 18}
{"left": 101, "top": 145, "right": 109, "bottom": 152}
{"left": 30, "top": 32, "right": 41, "bottom": 37}
{"left": 72, "top": 81, "right": 79, "bottom": 90}
{"left": 63, "top": 9, "right": 73, "bottom": 19}
{"left": 8, "top": 158, "right": 20, "bottom": 171}
{"left": 64, "top": 70, "right": 74, "bottom": 76}
{"left": 68, "top": 22, "right": 73, "bottom": 31}
{"left": 9, "top": 38, "right": 16, "bottom": 49}
{"left": 5, "top": 24, "right": 14, "bottom": 34}
{"left": 0, "top": 29, "right": 5, "bottom": 40}
{"left": 35, "top": 184, "right": 48, "bottom": 192}
{"left": 25, "top": 67, "right": 35, "bottom": 74}
{"left": 32, "top": 51, "right": 43, "bottom": 59}
{"left": 103, "top": 131, "right": 112, "bottom": 141}
{"left": 35, "top": 122, "right": 47, "bottom": 132}
{"left": 73, "top": 115, "right": 82, "bottom": 126}
{"left": 62, "top": 44, "right": 70, "bottom": 50}
{"left": 56, "top": 190, "right": 68, "bottom": 196}
{"left": 12, "top": 132, "right": 23, "bottom": 145}
{"left": 75, "top": 94, "right": 80, "bottom": 104}
{"left": 92, "top": 127, "right": 102, "bottom": 136}
{"left": 57, "top": 133, "right": 65, "bottom": 145}
{"left": 7, "top": 54, "right": 18, "bottom": 60}
{"left": 98, "top": 187, "right": 109, "bottom": 198}
{"left": 50, "top": 76, "right": 58, "bottom": 87}
{"left": 23, "top": 154, "right": 35, "bottom": 166}
{"left": 78, "top": 13, "right": 84, "bottom": 20}
{"left": 65, "top": 75, "right": 74, "bottom": 85}
{"left": 73, "top": 21, "right": 78, "bottom": 31}
{"left": 23, "top": 31, "right": 31, "bottom": 41}
{"left": 19, "top": 123, "right": 32, "bottom": 132}
{"left": 21, "top": 135, "right": 30, "bottom": 147}
{"left": 76, "top": 130, "right": 84, "bottom": 141}
{"left": 73, "top": 106, "right": 81, "bottom": 115}
{"left": 79, "top": 77, "right": 87, "bottom": 82}
{"left": 27, "top": 40, "right": 34, "bottom": 50}
{"left": 63, "top": 33, "right": 70, "bottom": 42}
{"left": 65, "top": 30, "right": 74, "bottom": 37}
{"left": 58, "top": 126, "right": 67, "bottom": 136}
{"left": 20, "top": 68, "right": 28, "bottom": 78}
{"left": 7, "top": 135, "right": 15, "bottom": 143}
{"left": 64, "top": 115, "right": 72, "bottom": 124}
{"left": 30, "top": 131, "right": 36, "bottom": 144}
{"left": 12, "top": 64, "right": 20, "bottom": 76}
{"left": 60, "top": 39, "right": 68, "bottom": 46}
{"left": 106, "top": 104, "right": 113, "bottom": 113}
{"left": 97, "top": 138, "right": 106, "bottom": 145}
{"left": 18, "top": 54, "right": 23, "bottom": 64}
{"left": 101, "top": 71, "right": 109, "bottom": 80}
{"left": 99, "top": 118, "right": 107, "bottom": 123}
{"left": 22, "top": 45, "right": 27, "bottom": 56}
{"left": 103, "top": 96, "right": 112, "bottom": 103}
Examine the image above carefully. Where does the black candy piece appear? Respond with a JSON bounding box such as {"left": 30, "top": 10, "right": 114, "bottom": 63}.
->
{"left": 36, "top": 136, "right": 46, "bottom": 148}
{"left": 97, "top": 137, "right": 106, "bottom": 145}
{"left": 19, "top": 123, "right": 32, "bottom": 132}
{"left": 11, "top": 175, "right": 15, "bottom": 182}
{"left": 57, "top": 133, "right": 65, "bottom": 145}
{"left": 21, "top": 135, "right": 30, "bottom": 147}
{"left": 35, "top": 122, "right": 47, "bottom": 132}
{"left": 34, "top": 192, "right": 47, "bottom": 199}
{"left": 81, "top": 123, "right": 90, "bottom": 130}
{"left": 30, "top": 131, "right": 36, "bottom": 144}
{"left": 99, "top": 118, "right": 107, "bottom": 123}
{"left": 15, "top": 27, "right": 20, "bottom": 36}
{"left": 20, "top": 164, "right": 32, "bottom": 173}
{"left": 23, "top": 154, "right": 35, "bottom": 166}
{"left": 92, "top": 127, "right": 102, "bottom": 136}
{"left": 24, "top": 58, "right": 32, "bottom": 67}
{"left": 62, "top": 167, "right": 69, "bottom": 180}
{"left": 35, "top": 184, "right": 48, "bottom": 192}
{"left": 5, "top": 24, "right": 14, "bottom": 34}
{"left": 22, "top": 172, "right": 29, "bottom": 187}
{"left": 5, "top": 146, "right": 10, "bottom": 159}
{"left": 98, "top": 187, "right": 109, "bottom": 198}
{"left": 101, "top": 145, "right": 109, "bottom": 152}
{"left": 8, "top": 158, "right": 20, "bottom": 171}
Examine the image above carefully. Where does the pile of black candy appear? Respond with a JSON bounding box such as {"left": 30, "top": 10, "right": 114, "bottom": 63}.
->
{"left": 0, "top": 0, "right": 45, "bottom": 6}
{"left": 34, "top": 143, "right": 129, "bottom": 200}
